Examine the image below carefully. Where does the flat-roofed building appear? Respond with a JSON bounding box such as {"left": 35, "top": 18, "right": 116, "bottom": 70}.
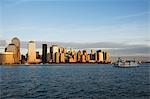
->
{"left": 28, "top": 41, "right": 37, "bottom": 64}
{"left": 55, "top": 52, "right": 60, "bottom": 63}
{"left": 42, "top": 44, "right": 47, "bottom": 63}
{"left": 0, "top": 52, "right": 14, "bottom": 64}
{"left": 97, "top": 51, "right": 103, "bottom": 62}
{"left": 50, "top": 45, "right": 59, "bottom": 63}
{"left": 77, "top": 50, "right": 82, "bottom": 62}
{"left": 60, "top": 53, "right": 65, "bottom": 63}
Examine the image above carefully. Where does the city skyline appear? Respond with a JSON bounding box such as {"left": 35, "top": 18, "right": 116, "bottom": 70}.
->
{"left": 0, "top": 0, "right": 149, "bottom": 56}
{"left": 0, "top": 37, "right": 112, "bottom": 64}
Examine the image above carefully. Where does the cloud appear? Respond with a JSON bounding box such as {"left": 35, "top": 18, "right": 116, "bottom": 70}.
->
{"left": 115, "top": 11, "right": 150, "bottom": 20}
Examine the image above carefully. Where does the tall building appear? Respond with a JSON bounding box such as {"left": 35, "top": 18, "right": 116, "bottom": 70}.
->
{"left": 50, "top": 45, "right": 59, "bottom": 63}
{"left": 50, "top": 46, "right": 53, "bottom": 62}
{"left": 77, "top": 50, "right": 82, "bottom": 62}
{"left": 42, "top": 44, "right": 47, "bottom": 63}
{"left": 11, "top": 37, "right": 20, "bottom": 63}
{"left": 73, "top": 52, "right": 77, "bottom": 62}
{"left": 5, "top": 37, "right": 20, "bottom": 64}
{"left": 60, "top": 53, "right": 65, "bottom": 63}
{"left": 91, "top": 49, "right": 95, "bottom": 54}
{"left": 97, "top": 50, "right": 103, "bottom": 62}
{"left": 81, "top": 55, "right": 86, "bottom": 63}
{"left": 103, "top": 51, "right": 106, "bottom": 61}
{"left": 28, "top": 41, "right": 36, "bottom": 64}
{"left": 55, "top": 52, "right": 60, "bottom": 63}
{"left": 105, "top": 51, "right": 110, "bottom": 63}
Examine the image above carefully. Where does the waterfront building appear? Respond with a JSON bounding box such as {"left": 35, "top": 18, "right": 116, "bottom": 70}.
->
{"left": 103, "top": 51, "right": 106, "bottom": 61}
{"left": 50, "top": 45, "right": 59, "bottom": 63}
{"left": 81, "top": 55, "right": 86, "bottom": 63}
{"left": 90, "top": 49, "right": 96, "bottom": 61}
{"left": 28, "top": 41, "right": 36, "bottom": 64}
{"left": 70, "top": 48, "right": 73, "bottom": 54}
{"left": 64, "top": 48, "right": 67, "bottom": 54}
{"left": 95, "top": 53, "right": 97, "bottom": 62}
{"left": 47, "top": 53, "right": 50, "bottom": 63}
{"left": 36, "top": 51, "right": 41, "bottom": 59}
{"left": 55, "top": 52, "right": 60, "bottom": 63}
{"left": 50, "top": 47, "right": 53, "bottom": 62}
{"left": 87, "top": 54, "right": 91, "bottom": 62}
{"left": 83, "top": 50, "right": 87, "bottom": 56}
{"left": 69, "top": 56, "right": 74, "bottom": 63}
{"left": 91, "top": 49, "right": 95, "bottom": 55}
{"left": 97, "top": 50, "right": 103, "bottom": 62}
{"left": 42, "top": 44, "right": 47, "bottom": 63}
{"left": 105, "top": 51, "right": 110, "bottom": 63}
{"left": 73, "top": 52, "right": 77, "bottom": 62}
{"left": 21, "top": 55, "right": 26, "bottom": 64}
{"left": 5, "top": 44, "right": 18, "bottom": 63}
{"left": 103, "top": 51, "right": 110, "bottom": 63}
{"left": 11, "top": 37, "right": 20, "bottom": 63}
{"left": 60, "top": 53, "right": 65, "bottom": 63}
{"left": 77, "top": 50, "right": 82, "bottom": 62}
{"left": 5, "top": 37, "right": 20, "bottom": 64}
{"left": 0, "top": 52, "right": 14, "bottom": 64}
{"left": 90, "top": 54, "right": 95, "bottom": 60}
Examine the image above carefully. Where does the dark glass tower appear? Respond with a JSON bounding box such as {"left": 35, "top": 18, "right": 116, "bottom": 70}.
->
{"left": 42, "top": 44, "right": 47, "bottom": 63}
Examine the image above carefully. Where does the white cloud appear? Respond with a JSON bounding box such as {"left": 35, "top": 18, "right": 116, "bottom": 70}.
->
{"left": 114, "top": 11, "right": 150, "bottom": 20}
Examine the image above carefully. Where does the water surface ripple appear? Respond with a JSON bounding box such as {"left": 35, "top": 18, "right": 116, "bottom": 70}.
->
{"left": 0, "top": 64, "right": 150, "bottom": 99}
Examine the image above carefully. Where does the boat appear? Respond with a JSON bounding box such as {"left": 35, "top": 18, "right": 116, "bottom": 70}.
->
{"left": 114, "top": 58, "right": 139, "bottom": 67}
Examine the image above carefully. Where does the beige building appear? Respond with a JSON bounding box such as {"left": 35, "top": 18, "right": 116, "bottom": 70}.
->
{"left": 105, "top": 51, "right": 110, "bottom": 63}
{"left": 28, "top": 41, "right": 37, "bottom": 64}
{"left": 81, "top": 55, "right": 86, "bottom": 63}
{"left": 5, "top": 44, "right": 18, "bottom": 63}
{"left": 55, "top": 52, "right": 60, "bottom": 63}
{"left": 60, "top": 53, "right": 65, "bottom": 63}
{"left": 77, "top": 50, "right": 82, "bottom": 62}
{"left": 0, "top": 52, "right": 14, "bottom": 64}
{"left": 98, "top": 52, "right": 104, "bottom": 62}
{"left": 11, "top": 37, "right": 20, "bottom": 63}
{"left": 50, "top": 45, "right": 59, "bottom": 63}
{"left": 5, "top": 37, "right": 20, "bottom": 64}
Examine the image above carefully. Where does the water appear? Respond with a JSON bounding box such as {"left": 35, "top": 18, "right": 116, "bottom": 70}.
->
{"left": 0, "top": 64, "right": 150, "bottom": 99}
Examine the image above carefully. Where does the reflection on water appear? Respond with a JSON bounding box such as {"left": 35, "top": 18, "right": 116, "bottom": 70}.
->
{"left": 0, "top": 64, "right": 150, "bottom": 99}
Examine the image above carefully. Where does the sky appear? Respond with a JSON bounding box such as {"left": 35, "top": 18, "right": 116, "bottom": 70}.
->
{"left": 0, "top": 0, "right": 149, "bottom": 56}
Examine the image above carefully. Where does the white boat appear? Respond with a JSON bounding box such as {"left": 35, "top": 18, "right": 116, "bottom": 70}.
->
{"left": 114, "top": 58, "right": 139, "bottom": 67}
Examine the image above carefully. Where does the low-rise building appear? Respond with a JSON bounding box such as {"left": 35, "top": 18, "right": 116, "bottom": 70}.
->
{"left": 0, "top": 52, "right": 15, "bottom": 64}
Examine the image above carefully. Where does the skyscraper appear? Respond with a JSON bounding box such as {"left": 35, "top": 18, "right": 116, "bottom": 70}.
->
{"left": 97, "top": 50, "right": 103, "bottom": 62}
{"left": 42, "top": 44, "right": 47, "bottom": 63}
{"left": 55, "top": 52, "right": 60, "bottom": 63}
{"left": 50, "top": 45, "right": 59, "bottom": 63}
{"left": 28, "top": 41, "right": 36, "bottom": 64}
{"left": 11, "top": 37, "right": 20, "bottom": 63}
{"left": 105, "top": 51, "right": 110, "bottom": 63}
{"left": 60, "top": 53, "right": 65, "bottom": 63}
{"left": 5, "top": 37, "right": 20, "bottom": 64}
{"left": 77, "top": 50, "right": 82, "bottom": 62}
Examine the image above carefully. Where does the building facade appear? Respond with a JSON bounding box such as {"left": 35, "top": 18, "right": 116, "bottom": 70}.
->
{"left": 28, "top": 41, "right": 37, "bottom": 64}
{"left": 42, "top": 44, "right": 47, "bottom": 63}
